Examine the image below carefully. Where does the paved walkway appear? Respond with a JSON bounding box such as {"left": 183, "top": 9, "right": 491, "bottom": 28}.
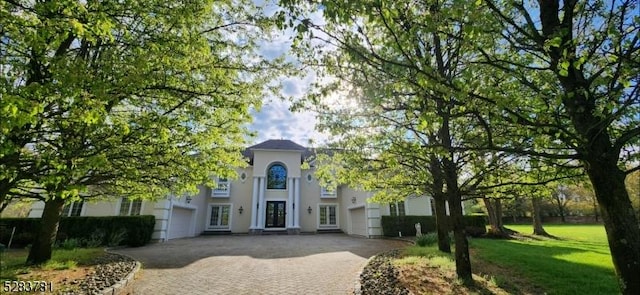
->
{"left": 113, "top": 234, "right": 407, "bottom": 295}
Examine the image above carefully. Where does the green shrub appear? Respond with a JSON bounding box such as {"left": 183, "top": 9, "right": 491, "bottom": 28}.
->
{"left": 381, "top": 215, "right": 487, "bottom": 237}
{"left": 107, "top": 229, "right": 128, "bottom": 247}
{"left": 416, "top": 233, "right": 439, "bottom": 247}
{"left": 0, "top": 216, "right": 155, "bottom": 247}
{"left": 82, "top": 230, "right": 105, "bottom": 248}
{"left": 60, "top": 238, "right": 80, "bottom": 250}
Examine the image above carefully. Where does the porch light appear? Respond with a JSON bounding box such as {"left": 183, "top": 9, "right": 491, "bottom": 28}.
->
{"left": 307, "top": 206, "right": 312, "bottom": 214}
{"left": 239, "top": 206, "right": 244, "bottom": 214}
{"left": 186, "top": 196, "right": 192, "bottom": 203}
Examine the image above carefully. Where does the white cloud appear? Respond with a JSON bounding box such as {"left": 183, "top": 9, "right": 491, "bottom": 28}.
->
{"left": 249, "top": 98, "right": 330, "bottom": 146}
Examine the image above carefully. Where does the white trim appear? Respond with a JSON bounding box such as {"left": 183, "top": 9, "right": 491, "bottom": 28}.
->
{"left": 287, "top": 178, "right": 294, "bottom": 228}
{"left": 294, "top": 177, "right": 300, "bottom": 228}
{"left": 317, "top": 203, "right": 339, "bottom": 229}
{"left": 205, "top": 203, "right": 233, "bottom": 231}
{"left": 348, "top": 204, "right": 365, "bottom": 210}
{"left": 250, "top": 177, "right": 259, "bottom": 228}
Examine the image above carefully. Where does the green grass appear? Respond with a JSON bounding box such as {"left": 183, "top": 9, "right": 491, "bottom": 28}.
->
{"left": 471, "top": 224, "right": 618, "bottom": 295}
{"left": 396, "top": 245, "right": 456, "bottom": 270}
{"left": 0, "top": 248, "right": 104, "bottom": 281}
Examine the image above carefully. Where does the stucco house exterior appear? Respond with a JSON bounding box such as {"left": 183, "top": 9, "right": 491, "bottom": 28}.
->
{"left": 28, "top": 139, "right": 438, "bottom": 241}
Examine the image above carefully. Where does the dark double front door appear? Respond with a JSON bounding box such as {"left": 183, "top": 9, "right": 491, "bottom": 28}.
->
{"left": 265, "top": 201, "right": 286, "bottom": 228}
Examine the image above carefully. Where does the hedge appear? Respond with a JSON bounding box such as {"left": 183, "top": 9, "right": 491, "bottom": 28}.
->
{"left": 381, "top": 215, "right": 487, "bottom": 237}
{"left": 0, "top": 215, "right": 155, "bottom": 248}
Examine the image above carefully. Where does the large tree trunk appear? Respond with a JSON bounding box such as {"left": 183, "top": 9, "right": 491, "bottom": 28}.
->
{"left": 0, "top": 179, "right": 12, "bottom": 214}
{"left": 531, "top": 197, "right": 549, "bottom": 236}
{"left": 484, "top": 198, "right": 513, "bottom": 238}
{"left": 483, "top": 197, "right": 499, "bottom": 233}
{"left": 536, "top": 1, "right": 640, "bottom": 292}
{"left": 449, "top": 190, "right": 472, "bottom": 284}
{"left": 27, "top": 198, "right": 65, "bottom": 264}
{"left": 586, "top": 160, "right": 640, "bottom": 295}
{"left": 442, "top": 157, "right": 472, "bottom": 284}
{"left": 434, "top": 196, "right": 451, "bottom": 253}
{"left": 429, "top": 156, "right": 451, "bottom": 253}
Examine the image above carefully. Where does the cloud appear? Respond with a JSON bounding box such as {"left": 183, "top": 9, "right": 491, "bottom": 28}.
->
{"left": 249, "top": 99, "right": 329, "bottom": 147}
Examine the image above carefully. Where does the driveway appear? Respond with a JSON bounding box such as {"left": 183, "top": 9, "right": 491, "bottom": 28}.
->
{"left": 113, "top": 234, "right": 407, "bottom": 295}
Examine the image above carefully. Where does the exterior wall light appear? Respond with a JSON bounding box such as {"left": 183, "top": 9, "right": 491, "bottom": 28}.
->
{"left": 239, "top": 206, "right": 243, "bottom": 214}
{"left": 351, "top": 197, "right": 357, "bottom": 204}
{"left": 186, "top": 196, "right": 192, "bottom": 204}
{"left": 307, "top": 206, "right": 312, "bottom": 214}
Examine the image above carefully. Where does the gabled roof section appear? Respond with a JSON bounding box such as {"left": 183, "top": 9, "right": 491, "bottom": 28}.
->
{"left": 249, "top": 139, "right": 307, "bottom": 151}
{"left": 242, "top": 139, "right": 308, "bottom": 165}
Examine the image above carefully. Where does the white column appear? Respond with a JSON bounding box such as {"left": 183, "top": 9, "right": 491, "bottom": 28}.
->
{"left": 250, "top": 177, "right": 259, "bottom": 228}
{"left": 294, "top": 177, "right": 301, "bottom": 228}
{"left": 287, "top": 178, "right": 294, "bottom": 228}
{"left": 257, "top": 176, "right": 266, "bottom": 229}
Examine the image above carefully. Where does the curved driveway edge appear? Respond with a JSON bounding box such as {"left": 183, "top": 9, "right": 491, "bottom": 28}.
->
{"left": 113, "top": 234, "right": 407, "bottom": 295}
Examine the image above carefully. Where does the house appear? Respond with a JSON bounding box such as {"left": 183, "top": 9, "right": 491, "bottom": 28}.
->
{"left": 27, "top": 139, "right": 438, "bottom": 241}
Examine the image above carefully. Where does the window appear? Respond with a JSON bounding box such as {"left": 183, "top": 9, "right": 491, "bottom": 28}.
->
{"left": 267, "top": 164, "right": 287, "bottom": 189}
{"left": 208, "top": 205, "right": 230, "bottom": 229}
{"left": 62, "top": 201, "right": 84, "bottom": 217}
{"left": 319, "top": 204, "right": 338, "bottom": 227}
{"left": 321, "top": 186, "right": 336, "bottom": 198}
{"left": 389, "top": 201, "right": 406, "bottom": 216}
{"left": 212, "top": 178, "right": 230, "bottom": 197}
{"left": 119, "top": 198, "right": 142, "bottom": 216}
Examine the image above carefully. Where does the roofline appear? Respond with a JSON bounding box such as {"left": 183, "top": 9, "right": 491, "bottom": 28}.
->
{"left": 249, "top": 148, "right": 305, "bottom": 152}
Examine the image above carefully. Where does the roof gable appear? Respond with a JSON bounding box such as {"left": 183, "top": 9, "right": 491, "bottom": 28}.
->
{"left": 248, "top": 139, "right": 306, "bottom": 151}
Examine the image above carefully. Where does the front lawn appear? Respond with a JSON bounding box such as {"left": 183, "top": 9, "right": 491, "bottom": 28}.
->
{"left": 471, "top": 224, "right": 618, "bottom": 295}
{"left": 1, "top": 248, "right": 105, "bottom": 293}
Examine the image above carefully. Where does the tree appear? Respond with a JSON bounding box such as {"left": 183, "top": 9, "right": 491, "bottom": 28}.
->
{"left": 473, "top": 1, "right": 640, "bottom": 292}
{"left": 280, "top": 0, "right": 535, "bottom": 284}
{"left": 1, "top": 0, "right": 275, "bottom": 264}
{"left": 552, "top": 186, "right": 571, "bottom": 223}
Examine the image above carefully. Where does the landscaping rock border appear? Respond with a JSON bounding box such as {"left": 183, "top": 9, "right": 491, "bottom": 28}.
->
{"left": 356, "top": 249, "right": 409, "bottom": 295}
{"left": 61, "top": 252, "right": 140, "bottom": 295}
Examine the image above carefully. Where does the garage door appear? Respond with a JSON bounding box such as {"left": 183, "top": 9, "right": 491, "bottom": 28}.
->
{"left": 350, "top": 207, "right": 367, "bottom": 237}
{"left": 168, "top": 207, "right": 194, "bottom": 240}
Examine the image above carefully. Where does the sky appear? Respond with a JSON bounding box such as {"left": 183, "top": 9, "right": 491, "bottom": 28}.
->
{"left": 246, "top": 1, "right": 330, "bottom": 147}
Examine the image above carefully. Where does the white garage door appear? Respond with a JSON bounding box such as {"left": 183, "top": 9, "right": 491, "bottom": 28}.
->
{"left": 168, "top": 207, "right": 194, "bottom": 240}
{"left": 350, "top": 207, "right": 367, "bottom": 237}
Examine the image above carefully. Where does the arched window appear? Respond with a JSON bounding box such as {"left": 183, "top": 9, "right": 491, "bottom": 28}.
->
{"left": 267, "top": 164, "right": 287, "bottom": 189}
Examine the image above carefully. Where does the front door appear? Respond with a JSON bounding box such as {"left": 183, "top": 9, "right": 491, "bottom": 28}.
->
{"left": 265, "top": 201, "right": 286, "bottom": 228}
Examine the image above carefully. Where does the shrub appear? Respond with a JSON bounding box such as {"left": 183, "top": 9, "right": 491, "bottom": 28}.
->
{"left": 0, "top": 216, "right": 155, "bottom": 248}
{"left": 82, "top": 230, "right": 106, "bottom": 248}
{"left": 416, "top": 233, "right": 439, "bottom": 247}
{"left": 381, "top": 215, "right": 487, "bottom": 237}
{"left": 107, "top": 229, "right": 128, "bottom": 247}
{"left": 60, "top": 238, "right": 80, "bottom": 250}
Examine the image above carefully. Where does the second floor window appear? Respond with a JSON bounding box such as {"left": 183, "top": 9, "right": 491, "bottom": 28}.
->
{"left": 267, "top": 164, "right": 287, "bottom": 189}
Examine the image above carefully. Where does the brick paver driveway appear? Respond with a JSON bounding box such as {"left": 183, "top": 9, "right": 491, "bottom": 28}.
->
{"left": 113, "top": 234, "right": 407, "bottom": 295}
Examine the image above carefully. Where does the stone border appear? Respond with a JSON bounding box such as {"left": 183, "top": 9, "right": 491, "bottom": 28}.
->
{"left": 101, "top": 250, "right": 142, "bottom": 295}
{"left": 353, "top": 238, "right": 414, "bottom": 294}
